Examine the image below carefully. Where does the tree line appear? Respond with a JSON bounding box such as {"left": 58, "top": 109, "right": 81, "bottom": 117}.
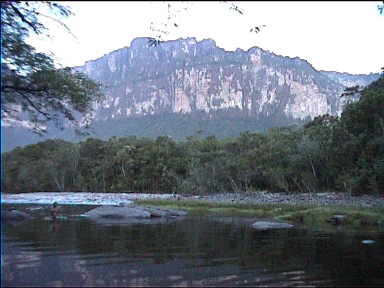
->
{"left": 3, "top": 76, "right": 383, "bottom": 196}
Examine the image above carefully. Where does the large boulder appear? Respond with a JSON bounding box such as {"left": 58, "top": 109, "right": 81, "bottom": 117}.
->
{"left": 2, "top": 209, "right": 33, "bottom": 222}
{"left": 81, "top": 205, "right": 187, "bottom": 225}
{"left": 252, "top": 221, "right": 294, "bottom": 231}
{"left": 83, "top": 206, "right": 152, "bottom": 219}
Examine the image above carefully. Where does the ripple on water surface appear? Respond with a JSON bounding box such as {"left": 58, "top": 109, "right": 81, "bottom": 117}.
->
{"left": 2, "top": 212, "right": 384, "bottom": 287}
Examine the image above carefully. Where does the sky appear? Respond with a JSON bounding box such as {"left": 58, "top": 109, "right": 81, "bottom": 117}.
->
{"left": 28, "top": 1, "right": 384, "bottom": 74}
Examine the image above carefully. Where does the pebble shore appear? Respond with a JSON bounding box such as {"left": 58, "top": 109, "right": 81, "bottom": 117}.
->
{"left": 187, "top": 191, "right": 384, "bottom": 208}
{"left": 2, "top": 191, "right": 384, "bottom": 208}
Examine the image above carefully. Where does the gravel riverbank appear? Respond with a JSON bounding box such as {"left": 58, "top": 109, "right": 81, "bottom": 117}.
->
{"left": 189, "top": 191, "right": 384, "bottom": 208}
{"left": 1, "top": 192, "right": 175, "bottom": 206}
{"left": 2, "top": 191, "right": 384, "bottom": 208}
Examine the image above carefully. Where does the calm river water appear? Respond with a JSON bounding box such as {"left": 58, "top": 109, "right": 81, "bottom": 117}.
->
{"left": 2, "top": 205, "right": 384, "bottom": 287}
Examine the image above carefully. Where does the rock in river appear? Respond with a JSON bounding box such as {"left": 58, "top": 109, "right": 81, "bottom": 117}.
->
{"left": 81, "top": 205, "right": 187, "bottom": 225}
{"left": 144, "top": 206, "right": 187, "bottom": 217}
{"left": 83, "top": 206, "right": 152, "bottom": 219}
{"left": 252, "top": 221, "right": 294, "bottom": 231}
{"left": 2, "top": 209, "right": 33, "bottom": 223}
{"left": 326, "top": 215, "right": 347, "bottom": 225}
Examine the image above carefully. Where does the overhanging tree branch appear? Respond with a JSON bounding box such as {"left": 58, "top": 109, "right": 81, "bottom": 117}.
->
{"left": 2, "top": 85, "right": 48, "bottom": 93}
{"left": 16, "top": 90, "right": 52, "bottom": 119}
{"left": 1, "top": 2, "right": 103, "bottom": 134}
{"left": 10, "top": 3, "right": 40, "bottom": 34}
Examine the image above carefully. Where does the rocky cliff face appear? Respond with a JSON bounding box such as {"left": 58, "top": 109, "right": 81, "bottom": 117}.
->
{"left": 3, "top": 37, "right": 381, "bottom": 152}
{"left": 74, "top": 37, "right": 380, "bottom": 123}
{"left": 320, "top": 71, "right": 380, "bottom": 88}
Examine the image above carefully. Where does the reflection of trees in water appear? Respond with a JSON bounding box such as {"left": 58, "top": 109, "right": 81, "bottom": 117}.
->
{"left": 4, "top": 218, "right": 384, "bottom": 286}
{"left": 3, "top": 252, "right": 42, "bottom": 286}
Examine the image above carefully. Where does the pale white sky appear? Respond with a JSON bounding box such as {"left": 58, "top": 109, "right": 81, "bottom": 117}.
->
{"left": 28, "top": 1, "right": 384, "bottom": 74}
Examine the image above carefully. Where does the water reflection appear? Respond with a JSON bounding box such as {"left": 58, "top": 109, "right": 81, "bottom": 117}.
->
{"left": 2, "top": 211, "right": 384, "bottom": 287}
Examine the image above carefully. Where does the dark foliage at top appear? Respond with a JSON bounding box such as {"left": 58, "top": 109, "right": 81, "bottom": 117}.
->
{"left": 1, "top": 1, "right": 103, "bottom": 134}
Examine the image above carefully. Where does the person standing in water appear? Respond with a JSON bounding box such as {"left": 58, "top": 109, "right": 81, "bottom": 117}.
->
{"left": 50, "top": 202, "right": 60, "bottom": 220}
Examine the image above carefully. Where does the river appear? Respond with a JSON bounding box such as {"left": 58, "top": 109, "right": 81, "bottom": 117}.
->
{"left": 2, "top": 204, "right": 384, "bottom": 287}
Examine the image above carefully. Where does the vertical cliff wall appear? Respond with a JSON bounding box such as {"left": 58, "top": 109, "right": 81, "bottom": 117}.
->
{"left": 73, "top": 37, "right": 379, "bottom": 124}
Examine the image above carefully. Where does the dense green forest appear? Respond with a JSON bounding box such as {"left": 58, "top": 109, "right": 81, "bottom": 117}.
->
{"left": 3, "top": 76, "right": 383, "bottom": 196}
{"left": 3, "top": 104, "right": 311, "bottom": 153}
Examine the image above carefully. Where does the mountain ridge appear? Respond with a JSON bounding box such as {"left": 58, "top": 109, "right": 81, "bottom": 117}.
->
{"left": 72, "top": 36, "right": 378, "bottom": 121}
{"left": 3, "top": 36, "right": 380, "bottom": 151}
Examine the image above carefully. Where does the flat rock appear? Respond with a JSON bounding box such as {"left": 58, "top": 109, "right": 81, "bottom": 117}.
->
{"left": 129, "top": 205, "right": 188, "bottom": 217}
{"left": 142, "top": 206, "right": 170, "bottom": 217}
{"left": 81, "top": 205, "right": 187, "bottom": 225}
{"left": 327, "top": 215, "right": 347, "bottom": 225}
{"left": 2, "top": 210, "right": 33, "bottom": 222}
{"left": 252, "top": 221, "right": 294, "bottom": 230}
{"left": 83, "top": 206, "right": 152, "bottom": 219}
